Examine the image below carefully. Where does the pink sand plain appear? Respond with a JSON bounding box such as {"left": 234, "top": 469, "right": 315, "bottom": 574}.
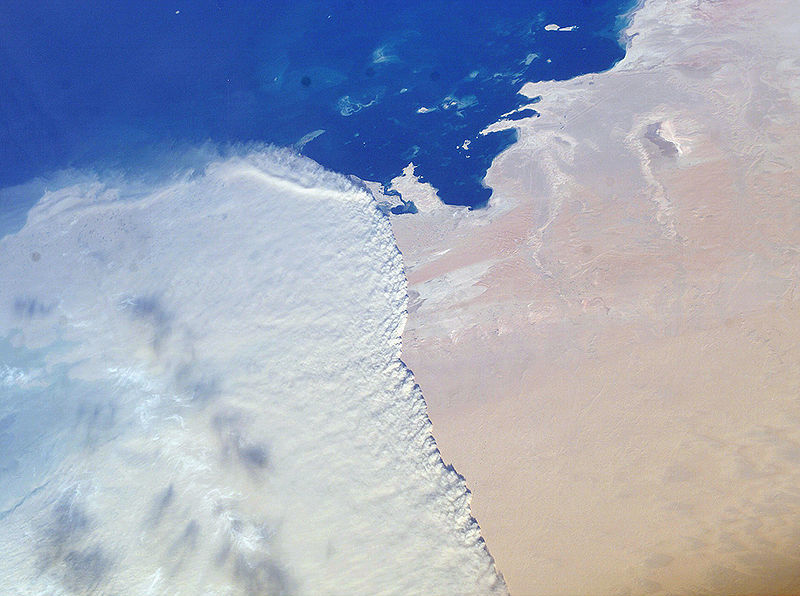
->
{"left": 389, "top": 0, "right": 800, "bottom": 593}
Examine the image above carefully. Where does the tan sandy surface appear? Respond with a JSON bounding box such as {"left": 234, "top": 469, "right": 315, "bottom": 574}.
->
{"left": 388, "top": 0, "right": 800, "bottom": 594}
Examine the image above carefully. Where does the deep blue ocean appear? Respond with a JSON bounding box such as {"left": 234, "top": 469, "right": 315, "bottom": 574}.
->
{"left": 1, "top": 0, "right": 634, "bottom": 208}
{"left": 2, "top": 4, "right": 637, "bottom": 590}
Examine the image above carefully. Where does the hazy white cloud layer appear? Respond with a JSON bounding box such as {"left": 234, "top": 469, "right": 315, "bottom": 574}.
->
{"left": 0, "top": 148, "right": 505, "bottom": 595}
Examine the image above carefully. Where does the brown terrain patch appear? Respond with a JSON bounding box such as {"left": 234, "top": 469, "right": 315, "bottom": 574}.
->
{"left": 390, "top": 0, "right": 800, "bottom": 593}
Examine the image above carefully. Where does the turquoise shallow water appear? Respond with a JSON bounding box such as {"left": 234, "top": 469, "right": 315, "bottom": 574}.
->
{"left": 0, "top": 0, "right": 634, "bottom": 208}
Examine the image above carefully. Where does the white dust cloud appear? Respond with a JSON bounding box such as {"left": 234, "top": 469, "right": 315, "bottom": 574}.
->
{"left": 0, "top": 148, "right": 505, "bottom": 595}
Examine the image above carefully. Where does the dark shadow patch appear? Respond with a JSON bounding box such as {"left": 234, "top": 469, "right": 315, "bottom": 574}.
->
{"left": 166, "top": 519, "right": 201, "bottom": 575}
{"left": 147, "top": 484, "right": 174, "bottom": 527}
{"left": 121, "top": 294, "right": 173, "bottom": 350}
{"left": 0, "top": 451, "right": 18, "bottom": 478}
{"left": 212, "top": 411, "right": 241, "bottom": 433}
{"left": 215, "top": 540, "right": 232, "bottom": 567}
{"left": 212, "top": 412, "right": 271, "bottom": 473}
{"left": 13, "top": 296, "right": 54, "bottom": 318}
{"left": 238, "top": 442, "right": 270, "bottom": 470}
{"left": 63, "top": 546, "right": 112, "bottom": 592}
{"left": 47, "top": 495, "right": 90, "bottom": 548}
{"left": 174, "top": 363, "right": 220, "bottom": 403}
{"left": 188, "top": 376, "right": 220, "bottom": 402}
{"left": 180, "top": 519, "right": 200, "bottom": 550}
{"left": 74, "top": 399, "right": 118, "bottom": 449}
{"left": 36, "top": 492, "right": 92, "bottom": 575}
{"left": 166, "top": 519, "right": 200, "bottom": 556}
{"left": 212, "top": 412, "right": 244, "bottom": 463}
{"left": 128, "top": 295, "right": 168, "bottom": 322}
{"left": 234, "top": 554, "right": 293, "bottom": 596}
{"left": 0, "top": 413, "right": 16, "bottom": 432}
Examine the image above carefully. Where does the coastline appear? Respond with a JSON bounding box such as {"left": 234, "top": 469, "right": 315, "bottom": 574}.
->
{"left": 0, "top": 150, "right": 508, "bottom": 595}
{"left": 389, "top": 0, "right": 800, "bottom": 593}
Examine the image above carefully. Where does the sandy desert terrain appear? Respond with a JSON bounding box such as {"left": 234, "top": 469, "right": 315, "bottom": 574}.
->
{"left": 389, "top": 0, "right": 800, "bottom": 593}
